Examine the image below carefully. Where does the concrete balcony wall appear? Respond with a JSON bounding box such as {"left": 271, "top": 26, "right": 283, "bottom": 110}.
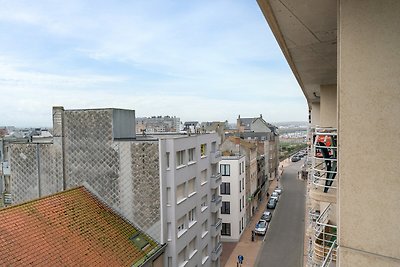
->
{"left": 210, "top": 173, "right": 222, "bottom": 190}
{"left": 339, "top": 0, "right": 400, "bottom": 265}
{"left": 210, "top": 196, "right": 222, "bottom": 213}
{"left": 210, "top": 151, "right": 221, "bottom": 164}
{"left": 320, "top": 84, "right": 337, "bottom": 128}
{"left": 210, "top": 218, "right": 222, "bottom": 237}
{"left": 211, "top": 242, "right": 222, "bottom": 261}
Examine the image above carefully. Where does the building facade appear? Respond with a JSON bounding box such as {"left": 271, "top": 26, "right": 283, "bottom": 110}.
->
{"left": 159, "top": 134, "right": 222, "bottom": 267}
{"left": 0, "top": 106, "right": 222, "bottom": 267}
{"left": 220, "top": 137, "right": 258, "bottom": 223}
{"left": 219, "top": 155, "right": 246, "bottom": 242}
{"left": 258, "top": 1, "right": 400, "bottom": 266}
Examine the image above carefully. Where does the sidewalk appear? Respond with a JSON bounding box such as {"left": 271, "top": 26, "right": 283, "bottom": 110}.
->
{"left": 221, "top": 160, "right": 289, "bottom": 267}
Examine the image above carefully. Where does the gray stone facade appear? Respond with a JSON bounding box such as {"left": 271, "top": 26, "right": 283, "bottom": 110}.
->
{"left": 5, "top": 107, "right": 161, "bottom": 241}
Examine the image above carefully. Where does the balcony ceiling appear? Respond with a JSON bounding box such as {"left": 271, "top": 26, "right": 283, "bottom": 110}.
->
{"left": 257, "top": 0, "right": 337, "bottom": 106}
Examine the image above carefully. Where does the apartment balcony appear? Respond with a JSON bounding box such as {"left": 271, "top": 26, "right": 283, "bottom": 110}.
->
{"left": 308, "top": 204, "right": 337, "bottom": 267}
{"left": 211, "top": 242, "right": 222, "bottom": 261}
{"left": 210, "top": 173, "right": 222, "bottom": 189}
{"left": 211, "top": 218, "right": 222, "bottom": 237}
{"left": 210, "top": 150, "right": 221, "bottom": 164}
{"left": 309, "top": 128, "right": 338, "bottom": 203}
{"left": 210, "top": 195, "right": 222, "bottom": 213}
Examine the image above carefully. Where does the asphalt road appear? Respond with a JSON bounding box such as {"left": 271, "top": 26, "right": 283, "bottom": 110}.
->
{"left": 255, "top": 160, "right": 306, "bottom": 267}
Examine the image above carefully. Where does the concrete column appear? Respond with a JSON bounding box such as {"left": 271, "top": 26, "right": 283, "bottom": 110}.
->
{"left": 320, "top": 84, "right": 337, "bottom": 128}
{"left": 310, "top": 102, "right": 320, "bottom": 127}
{"left": 338, "top": 0, "right": 400, "bottom": 266}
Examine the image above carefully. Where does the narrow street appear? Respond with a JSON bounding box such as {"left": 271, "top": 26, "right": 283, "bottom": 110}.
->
{"left": 255, "top": 160, "right": 306, "bottom": 267}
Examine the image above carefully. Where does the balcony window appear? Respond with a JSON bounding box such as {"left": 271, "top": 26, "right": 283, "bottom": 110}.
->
{"left": 188, "top": 208, "right": 196, "bottom": 227}
{"left": 177, "top": 247, "right": 187, "bottom": 267}
{"left": 188, "top": 148, "right": 195, "bottom": 163}
{"left": 188, "top": 177, "right": 196, "bottom": 196}
{"left": 188, "top": 237, "right": 197, "bottom": 259}
{"left": 221, "top": 201, "right": 230, "bottom": 214}
{"left": 177, "top": 215, "right": 187, "bottom": 237}
{"left": 201, "top": 220, "right": 208, "bottom": 238}
{"left": 220, "top": 182, "right": 230, "bottom": 195}
{"left": 220, "top": 164, "right": 230, "bottom": 176}
{"left": 201, "top": 195, "right": 208, "bottom": 212}
{"left": 221, "top": 223, "right": 231, "bottom": 236}
{"left": 176, "top": 150, "right": 185, "bottom": 168}
{"left": 201, "top": 169, "right": 207, "bottom": 185}
{"left": 176, "top": 183, "right": 186, "bottom": 204}
{"left": 200, "top": 144, "right": 207, "bottom": 157}
{"left": 201, "top": 245, "right": 209, "bottom": 264}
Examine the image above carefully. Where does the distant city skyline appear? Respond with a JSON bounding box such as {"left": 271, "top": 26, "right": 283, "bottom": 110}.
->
{"left": 0, "top": 1, "right": 307, "bottom": 127}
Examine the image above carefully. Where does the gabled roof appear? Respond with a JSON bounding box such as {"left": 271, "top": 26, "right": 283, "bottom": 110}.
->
{"left": 0, "top": 186, "right": 163, "bottom": 267}
{"left": 238, "top": 118, "right": 254, "bottom": 130}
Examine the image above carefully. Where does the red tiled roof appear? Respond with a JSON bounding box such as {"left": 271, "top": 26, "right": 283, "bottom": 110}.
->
{"left": 0, "top": 186, "right": 161, "bottom": 266}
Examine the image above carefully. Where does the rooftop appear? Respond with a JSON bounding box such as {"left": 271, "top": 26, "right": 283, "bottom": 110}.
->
{"left": 0, "top": 186, "right": 163, "bottom": 267}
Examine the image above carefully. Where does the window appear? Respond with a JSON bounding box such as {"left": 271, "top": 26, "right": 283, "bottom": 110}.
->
{"left": 176, "top": 183, "right": 186, "bottom": 203}
{"left": 239, "top": 180, "right": 241, "bottom": 193}
{"left": 188, "top": 177, "right": 196, "bottom": 196}
{"left": 239, "top": 198, "right": 242, "bottom": 212}
{"left": 188, "top": 208, "right": 196, "bottom": 227}
{"left": 242, "top": 196, "right": 244, "bottom": 209}
{"left": 221, "top": 201, "right": 230, "bottom": 214}
{"left": 188, "top": 237, "right": 197, "bottom": 259}
{"left": 242, "top": 178, "right": 244, "bottom": 190}
{"left": 239, "top": 162, "right": 242, "bottom": 174}
{"left": 200, "top": 169, "right": 207, "bottom": 185}
{"left": 178, "top": 247, "right": 187, "bottom": 267}
{"left": 166, "top": 187, "right": 171, "bottom": 205}
{"left": 167, "top": 222, "right": 172, "bottom": 241}
{"left": 188, "top": 148, "right": 195, "bottom": 162}
{"left": 220, "top": 164, "right": 230, "bottom": 176}
{"left": 201, "top": 195, "right": 208, "bottom": 212}
{"left": 201, "top": 220, "right": 208, "bottom": 238}
{"left": 166, "top": 152, "right": 170, "bottom": 169}
{"left": 220, "top": 182, "right": 230, "bottom": 195}
{"left": 176, "top": 150, "right": 185, "bottom": 167}
{"left": 200, "top": 143, "right": 207, "bottom": 157}
{"left": 177, "top": 215, "right": 187, "bottom": 237}
{"left": 241, "top": 161, "right": 244, "bottom": 173}
{"left": 201, "top": 245, "right": 208, "bottom": 264}
{"left": 221, "top": 223, "right": 231, "bottom": 236}
{"left": 242, "top": 217, "right": 244, "bottom": 230}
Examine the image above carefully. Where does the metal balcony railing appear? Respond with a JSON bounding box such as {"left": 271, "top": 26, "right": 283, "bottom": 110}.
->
{"left": 321, "top": 240, "right": 337, "bottom": 267}
{"left": 308, "top": 204, "right": 337, "bottom": 266}
{"left": 211, "top": 242, "right": 222, "bottom": 261}
{"left": 310, "top": 128, "right": 338, "bottom": 195}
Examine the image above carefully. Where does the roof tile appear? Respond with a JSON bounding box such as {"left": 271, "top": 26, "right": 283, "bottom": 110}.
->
{"left": 0, "top": 186, "right": 162, "bottom": 266}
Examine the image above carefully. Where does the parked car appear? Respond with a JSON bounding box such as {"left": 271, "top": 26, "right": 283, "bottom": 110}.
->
{"left": 271, "top": 191, "right": 279, "bottom": 202}
{"left": 291, "top": 156, "right": 300, "bottom": 162}
{"left": 261, "top": 211, "right": 272, "bottom": 222}
{"left": 267, "top": 198, "right": 277, "bottom": 209}
{"left": 254, "top": 219, "right": 268, "bottom": 235}
{"left": 274, "top": 187, "right": 283, "bottom": 195}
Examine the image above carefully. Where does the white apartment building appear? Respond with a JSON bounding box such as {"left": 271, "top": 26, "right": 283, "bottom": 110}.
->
{"left": 219, "top": 155, "right": 246, "bottom": 242}
{"left": 159, "top": 134, "right": 223, "bottom": 267}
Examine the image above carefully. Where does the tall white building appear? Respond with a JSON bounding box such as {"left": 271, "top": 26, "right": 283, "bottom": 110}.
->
{"left": 159, "top": 134, "right": 223, "bottom": 267}
{"left": 219, "top": 155, "right": 246, "bottom": 242}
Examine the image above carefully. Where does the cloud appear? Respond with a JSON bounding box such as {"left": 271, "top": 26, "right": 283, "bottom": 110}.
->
{"left": 0, "top": 1, "right": 308, "bottom": 127}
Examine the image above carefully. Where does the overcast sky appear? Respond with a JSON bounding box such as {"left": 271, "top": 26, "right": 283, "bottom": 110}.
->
{"left": 0, "top": 0, "right": 307, "bottom": 127}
